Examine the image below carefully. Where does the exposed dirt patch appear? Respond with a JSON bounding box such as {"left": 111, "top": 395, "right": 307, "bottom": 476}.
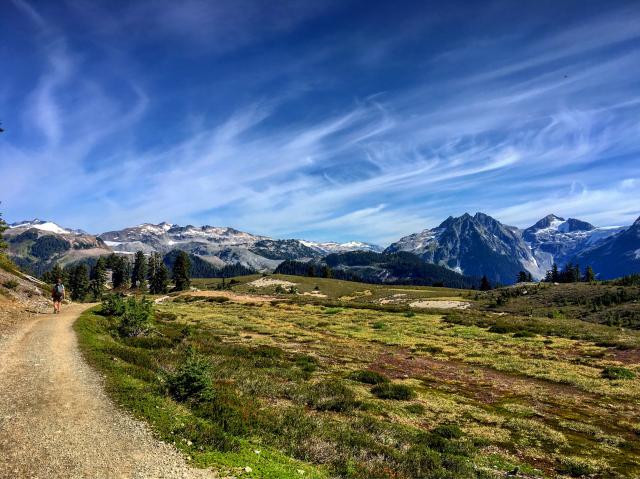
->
{"left": 184, "top": 290, "right": 282, "bottom": 303}
{"left": 409, "top": 300, "right": 470, "bottom": 309}
{"left": 248, "top": 278, "right": 297, "bottom": 288}
{"left": 612, "top": 348, "right": 640, "bottom": 365}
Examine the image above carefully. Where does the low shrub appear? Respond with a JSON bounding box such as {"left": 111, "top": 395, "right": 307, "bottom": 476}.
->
{"left": 348, "top": 370, "right": 389, "bottom": 385}
{"left": 513, "top": 330, "right": 535, "bottom": 338}
{"left": 2, "top": 279, "right": 18, "bottom": 290}
{"left": 166, "top": 352, "right": 212, "bottom": 401}
{"left": 557, "top": 457, "right": 598, "bottom": 477}
{"left": 371, "top": 383, "right": 415, "bottom": 400}
{"left": 176, "top": 418, "right": 240, "bottom": 452}
{"left": 601, "top": 366, "right": 635, "bottom": 380}
{"left": 117, "top": 297, "right": 153, "bottom": 337}
{"left": 204, "top": 296, "right": 230, "bottom": 303}
{"left": 405, "top": 403, "right": 425, "bottom": 414}
{"left": 305, "top": 379, "right": 357, "bottom": 412}
{"left": 295, "top": 354, "right": 318, "bottom": 373}
{"left": 101, "top": 293, "right": 125, "bottom": 316}
{"left": 372, "top": 321, "right": 386, "bottom": 330}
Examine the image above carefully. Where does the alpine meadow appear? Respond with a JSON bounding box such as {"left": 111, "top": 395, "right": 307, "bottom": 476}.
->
{"left": 1, "top": 1, "right": 640, "bottom": 479}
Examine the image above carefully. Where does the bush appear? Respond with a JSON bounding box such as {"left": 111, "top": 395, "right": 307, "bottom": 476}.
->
{"left": 193, "top": 384, "right": 255, "bottom": 436}
{"left": 405, "top": 403, "right": 425, "bottom": 414}
{"left": 176, "top": 417, "right": 239, "bottom": 452}
{"left": 371, "top": 383, "right": 415, "bottom": 400}
{"left": 101, "top": 293, "right": 125, "bottom": 316}
{"left": 305, "top": 379, "right": 357, "bottom": 412}
{"left": 166, "top": 352, "right": 212, "bottom": 402}
{"left": 117, "top": 297, "right": 153, "bottom": 337}
{"left": 372, "top": 321, "right": 386, "bottom": 330}
{"left": 557, "top": 457, "right": 598, "bottom": 477}
{"left": 513, "top": 330, "right": 535, "bottom": 338}
{"left": 348, "top": 370, "right": 389, "bottom": 385}
{"left": 601, "top": 366, "right": 635, "bottom": 380}
{"left": 2, "top": 279, "right": 18, "bottom": 290}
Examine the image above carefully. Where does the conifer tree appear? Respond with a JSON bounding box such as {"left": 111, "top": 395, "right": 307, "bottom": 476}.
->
{"left": 551, "top": 263, "right": 559, "bottom": 282}
{"left": 131, "top": 250, "right": 147, "bottom": 290}
{"left": 42, "top": 263, "right": 65, "bottom": 284}
{"left": 321, "top": 265, "right": 332, "bottom": 278}
{"left": 148, "top": 252, "right": 168, "bottom": 294}
{"left": 517, "top": 271, "right": 528, "bottom": 283}
{"left": 69, "top": 264, "right": 90, "bottom": 301}
{"left": 111, "top": 256, "right": 131, "bottom": 289}
{"left": 527, "top": 271, "right": 533, "bottom": 282}
{"left": 90, "top": 257, "right": 107, "bottom": 299}
{"left": 0, "top": 208, "right": 7, "bottom": 251}
{"left": 583, "top": 265, "right": 595, "bottom": 282}
{"left": 479, "top": 275, "right": 491, "bottom": 291}
{"left": 172, "top": 251, "right": 191, "bottom": 291}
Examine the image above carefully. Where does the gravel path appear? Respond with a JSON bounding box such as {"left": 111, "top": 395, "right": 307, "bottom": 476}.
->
{"left": 0, "top": 303, "right": 217, "bottom": 479}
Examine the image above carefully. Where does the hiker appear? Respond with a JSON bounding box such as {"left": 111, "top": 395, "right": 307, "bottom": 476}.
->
{"left": 52, "top": 277, "right": 65, "bottom": 314}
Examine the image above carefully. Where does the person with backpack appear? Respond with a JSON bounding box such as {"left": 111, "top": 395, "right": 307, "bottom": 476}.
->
{"left": 52, "top": 277, "right": 65, "bottom": 314}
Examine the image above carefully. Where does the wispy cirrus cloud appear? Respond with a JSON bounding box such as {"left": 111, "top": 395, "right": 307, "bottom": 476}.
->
{"left": 1, "top": 1, "right": 639, "bottom": 244}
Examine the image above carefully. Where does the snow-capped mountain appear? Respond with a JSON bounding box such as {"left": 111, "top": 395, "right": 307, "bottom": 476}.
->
{"left": 298, "top": 240, "right": 383, "bottom": 255}
{"left": 571, "top": 216, "right": 640, "bottom": 279}
{"left": 98, "top": 223, "right": 378, "bottom": 272}
{"left": 9, "top": 219, "right": 86, "bottom": 235}
{"left": 522, "top": 214, "right": 625, "bottom": 273}
{"left": 5, "top": 220, "right": 110, "bottom": 275}
{"left": 386, "top": 212, "right": 541, "bottom": 284}
{"left": 385, "top": 212, "right": 635, "bottom": 284}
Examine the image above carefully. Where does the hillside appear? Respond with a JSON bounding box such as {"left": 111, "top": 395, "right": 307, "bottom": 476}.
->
{"left": 5, "top": 220, "right": 111, "bottom": 276}
{"left": 76, "top": 275, "right": 640, "bottom": 478}
{"left": 275, "top": 251, "right": 479, "bottom": 289}
{"left": 0, "top": 256, "right": 51, "bottom": 333}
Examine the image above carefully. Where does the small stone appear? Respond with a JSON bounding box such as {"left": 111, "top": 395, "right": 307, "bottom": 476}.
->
{"left": 244, "top": 466, "right": 253, "bottom": 473}
{"left": 253, "top": 449, "right": 260, "bottom": 454}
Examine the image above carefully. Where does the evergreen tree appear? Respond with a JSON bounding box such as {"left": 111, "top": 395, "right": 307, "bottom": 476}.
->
{"left": 148, "top": 252, "right": 168, "bottom": 294}
{"left": 517, "top": 271, "right": 528, "bottom": 283}
{"left": 42, "top": 263, "right": 65, "bottom": 284}
{"left": 479, "top": 275, "right": 491, "bottom": 291}
{"left": 172, "top": 251, "right": 191, "bottom": 291}
{"left": 527, "top": 271, "right": 533, "bottom": 282}
{"left": 111, "top": 256, "right": 131, "bottom": 289}
{"left": 131, "top": 250, "right": 147, "bottom": 290}
{"left": 68, "top": 264, "right": 90, "bottom": 301}
{"left": 583, "top": 265, "right": 595, "bottom": 282}
{"left": 0, "top": 207, "right": 7, "bottom": 251}
{"left": 306, "top": 265, "right": 316, "bottom": 277}
{"left": 90, "top": 257, "right": 107, "bottom": 299}
{"left": 320, "top": 265, "right": 332, "bottom": 278}
{"left": 551, "top": 263, "right": 559, "bottom": 282}
{"left": 574, "top": 264, "right": 581, "bottom": 283}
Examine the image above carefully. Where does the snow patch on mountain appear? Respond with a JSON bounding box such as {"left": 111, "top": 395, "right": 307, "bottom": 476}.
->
{"left": 299, "top": 240, "right": 383, "bottom": 254}
{"left": 10, "top": 219, "right": 72, "bottom": 235}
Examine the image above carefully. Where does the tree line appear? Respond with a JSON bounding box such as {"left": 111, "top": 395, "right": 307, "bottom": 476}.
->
{"left": 41, "top": 250, "right": 193, "bottom": 301}
{"left": 543, "top": 262, "right": 595, "bottom": 283}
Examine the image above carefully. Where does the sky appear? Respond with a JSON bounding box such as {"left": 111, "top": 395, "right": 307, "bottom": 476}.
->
{"left": 1, "top": 0, "right": 639, "bottom": 245}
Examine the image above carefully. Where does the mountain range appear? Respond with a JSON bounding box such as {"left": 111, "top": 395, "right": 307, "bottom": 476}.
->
{"left": 5, "top": 213, "right": 639, "bottom": 283}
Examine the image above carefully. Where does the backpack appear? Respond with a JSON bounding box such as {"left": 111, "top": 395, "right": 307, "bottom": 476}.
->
{"left": 54, "top": 284, "right": 64, "bottom": 296}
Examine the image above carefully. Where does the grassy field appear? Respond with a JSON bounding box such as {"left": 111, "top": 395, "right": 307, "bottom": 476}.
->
{"left": 76, "top": 276, "right": 640, "bottom": 478}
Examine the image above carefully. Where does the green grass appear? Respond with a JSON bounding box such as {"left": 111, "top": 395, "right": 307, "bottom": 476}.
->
{"left": 75, "top": 277, "right": 640, "bottom": 478}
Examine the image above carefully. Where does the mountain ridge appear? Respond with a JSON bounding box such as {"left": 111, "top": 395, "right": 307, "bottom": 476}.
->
{"left": 5, "top": 213, "right": 638, "bottom": 283}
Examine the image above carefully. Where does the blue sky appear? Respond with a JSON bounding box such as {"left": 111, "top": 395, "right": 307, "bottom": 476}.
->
{"left": 1, "top": 0, "right": 639, "bottom": 244}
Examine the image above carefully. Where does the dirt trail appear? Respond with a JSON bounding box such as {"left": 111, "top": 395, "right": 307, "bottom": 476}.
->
{"left": 0, "top": 303, "right": 216, "bottom": 479}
